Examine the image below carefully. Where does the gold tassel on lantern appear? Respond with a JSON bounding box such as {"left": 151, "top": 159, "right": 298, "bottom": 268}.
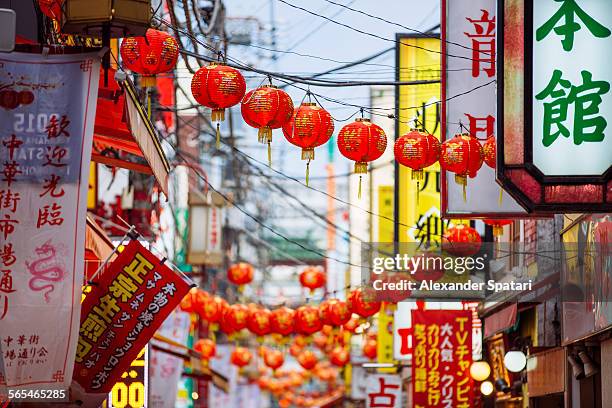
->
{"left": 141, "top": 75, "right": 157, "bottom": 88}
{"left": 306, "top": 160, "right": 310, "bottom": 186}
{"left": 258, "top": 126, "right": 272, "bottom": 144}
{"left": 455, "top": 174, "right": 467, "bottom": 202}
{"left": 499, "top": 187, "right": 504, "bottom": 206}
{"left": 355, "top": 162, "right": 368, "bottom": 200}
{"left": 302, "top": 148, "right": 315, "bottom": 161}
{"left": 268, "top": 141, "right": 272, "bottom": 167}
{"left": 216, "top": 122, "right": 221, "bottom": 149}
{"left": 212, "top": 108, "right": 225, "bottom": 122}
{"left": 413, "top": 169, "right": 424, "bottom": 206}
{"left": 493, "top": 225, "right": 503, "bottom": 236}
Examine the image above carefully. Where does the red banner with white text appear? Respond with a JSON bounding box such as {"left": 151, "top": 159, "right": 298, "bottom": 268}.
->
{"left": 412, "top": 310, "right": 473, "bottom": 408}
{"left": 73, "top": 240, "right": 192, "bottom": 393}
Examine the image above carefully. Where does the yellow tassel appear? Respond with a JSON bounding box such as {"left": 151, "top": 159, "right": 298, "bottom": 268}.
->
{"left": 463, "top": 183, "right": 467, "bottom": 202}
{"left": 216, "top": 122, "right": 221, "bottom": 149}
{"left": 416, "top": 181, "right": 420, "bottom": 207}
{"left": 499, "top": 187, "right": 503, "bottom": 206}
{"left": 147, "top": 92, "right": 151, "bottom": 119}
{"left": 306, "top": 161, "right": 310, "bottom": 186}
{"left": 268, "top": 141, "right": 272, "bottom": 167}
{"left": 358, "top": 175, "right": 362, "bottom": 199}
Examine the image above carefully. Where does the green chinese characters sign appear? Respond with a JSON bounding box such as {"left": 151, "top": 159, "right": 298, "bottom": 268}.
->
{"left": 533, "top": 0, "right": 612, "bottom": 176}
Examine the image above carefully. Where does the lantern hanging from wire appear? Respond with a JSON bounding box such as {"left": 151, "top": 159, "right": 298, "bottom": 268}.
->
{"left": 225, "top": 303, "right": 250, "bottom": 332}
{"left": 484, "top": 219, "right": 513, "bottom": 237}
{"left": 247, "top": 307, "right": 272, "bottom": 341}
{"left": 191, "top": 63, "right": 246, "bottom": 147}
{"left": 295, "top": 305, "right": 323, "bottom": 337}
{"left": 439, "top": 133, "right": 484, "bottom": 201}
{"left": 180, "top": 288, "right": 206, "bottom": 314}
{"left": 299, "top": 266, "right": 326, "bottom": 294}
{"left": 241, "top": 84, "right": 294, "bottom": 165}
{"left": 347, "top": 288, "right": 381, "bottom": 318}
{"left": 120, "top": 29, "right": 179, "bottom": 87}
{"left": 297, "top": 349, "right": 318, "bottom": 371}
{"left": 329, "top": 346, "right": 350, "bottom": 367}
{"left": 319, "top": 299, "right": 350, "bottom": 327}
{"left": 281, "top": 101, "right": 334, "bottom": 185}
{"left": 482, "top": 136, "right": 496, "bottom": 169}
{"left": 263, "top": 348, "right": 285, "bottom": 371}
{"left": 227, "top": 262, "right": 254, "bottom": 292}
{"left": 337, "top": 118, "right": 387, "bottom": 198}
{"left": 394, "top": 129, "right": 440, "bottom": 180}
{"left": 231, "top": 346, "right": 252, "bottom": 370}
{"left": 362, "top": 338, "right": 377, "bottom": 360}
{"left": 443, "top": 224, "right": 482, "bottom": 257}
{"left": 194, "top": 338, "right": 217, "bottom": 363}
{"left": 199, "top": 295, "right": 228, "bottom": 332}
{"left": 270, "top": 306, "right": 295, "bottom": 338}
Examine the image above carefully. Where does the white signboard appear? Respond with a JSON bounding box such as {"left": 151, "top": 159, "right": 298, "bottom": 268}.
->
{"left": 532, "top": 0, "right": 612, "bottom": 175}
{"left": 443, "top": 0, "right": 526, "bottom": 216}
{"left": 365, "top": 374, "right": 402, "bottom": 408}
{"left": 0, "top": 52, "right": 99, "bottom": 389}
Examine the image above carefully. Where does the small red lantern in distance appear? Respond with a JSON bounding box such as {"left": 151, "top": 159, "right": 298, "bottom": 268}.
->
{"left": 247, "top": 307, "right": 272, "bottom": 340}
{"left": 394, "top": 129, "right": 440, "bottom": 180}
{"left": 440, "top": 133, "right": 484, "bottom": 198}
{"left": 337, "top": 118, "right": 387, "bottom": 197}
{"left": 198, "top": 295, "right": 227, "bottom": 328}
{"left": 362, "top": 338, "right": 377, "bottom": 360}
{"left": 270, "top": 306, "right": 295, "bottom": 337}
{"left": 241, "top": 85, "right": 294, "bottom": 163}
{"left": 482, "top": 136, "right": 496, "bottom": 169}
{"left": 347, "top": 288, "right": 381, "bottom": 318}
{"left": 231, "top": 347, "right": 252, "bottom": 368}
{"left": 484, "top": 219, "right": 513, "bottom": 237}
{"left": 299, "top": 267, "right": 326, "bottom": 294}
{"left": 297, "top": 349, "right": 318, "bottom": 370}
{"left": 194, "top": 338, "right": 216, "bottom": 361}
{"left": 225, "top": 303, "right": 250, "bottom": 331}
{"left": 295, "top": 305, "right": 323, "bottom": 336}
{"left": 264, "top": 349, "right": 285, "bottom": 371}
{"left": 327, "top": 299, "right": 351, "bottom": 326}
{"left": 443, "top": 224, "right": 482, "bottom": 257}
{"left": 180, "top": 288, "right": 206, "bottom": 314}
{"left": 329, "top": 346, "right": 350, "bottom": 367}
{"left": 227, "top": 262, "right": 254, "bottom": 290}
{"left": 120, "top": 29, "right": 179, "bottom": 87}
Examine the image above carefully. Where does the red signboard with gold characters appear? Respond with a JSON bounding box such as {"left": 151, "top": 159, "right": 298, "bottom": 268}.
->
{"left": 412, "top": 310, "right": 473, "bottom": 408}
{"left": 73, "top": 240, "right": 192, "bottom": 393}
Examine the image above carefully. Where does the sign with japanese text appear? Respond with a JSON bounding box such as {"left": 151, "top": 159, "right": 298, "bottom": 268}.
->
{"left": 411, "top": 309, "right": 473, "bottom": 408}
{"left": 0, "top": 52, "right": 99, "bottom": 389}
{"left": 365, "top": 374, "right": 402, "bottom": 408}
{"left": 497, "top": 0, "right": 611, "bottom": 212}
{"left": 108, "top": 346, "right": 148, "bottom": 408}
{"left": 73, "top": 240, "right": 192, "bottom": 393}
{"left": 442, "top": 0, "right": 527, "bottom": 216}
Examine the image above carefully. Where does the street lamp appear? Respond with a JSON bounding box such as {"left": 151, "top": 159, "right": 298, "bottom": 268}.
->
{"left": 503, "top": 350, "right": 527, "bottom": 373}
{"left": 480, "top": 381, "right": 494, "bottom": 396}
{"left": 470, "top": 361, "right": 491, "bottom": 382}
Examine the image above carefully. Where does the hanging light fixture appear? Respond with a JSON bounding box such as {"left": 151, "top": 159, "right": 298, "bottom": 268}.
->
{"left": 470, "top": 361, "right": 491, "bottom": 382}
{"left": 503, "top": 350, "right": 527, "bottom": 373}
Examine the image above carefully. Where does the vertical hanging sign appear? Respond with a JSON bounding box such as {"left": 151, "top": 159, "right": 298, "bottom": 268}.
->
{"left": 0, "top": 52, "right": 99, "bottom": 389}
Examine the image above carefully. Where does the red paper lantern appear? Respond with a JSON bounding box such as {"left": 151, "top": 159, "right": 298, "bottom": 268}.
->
{"left": 295, "top": 305, "right": 323, "bottom": 336}
{"left": 439, "top": 133, "right": 484, "bottom": 194}
{"left": 180, "top": 288, "right": 206, "bottom": 314}
{"left": 224, "top": 304, "right": 249, "bottom": 331}
{"left": 443, "top": 224, "right": 482, "bottom": 257}
{"left": 241, "top": 85, "right": 294, "bottom": 162}
{"left": 270, "top": 306, "right": 295, "bottom": 337}
{"left": 247, "top": 307, "right": 272, "bottom": 339}
{"left": 362, "top": 338, "right": 377, "bottom": 360}
{"left": 394, "top": 129, "right": 440, "bottom": 180}
{"left": 329, "top": 346, "right": 350, "bottom": 367}
{"left": 299, "top": 267, "right": 326, "bottom": 294}
{"left": 39, "top": 0, "right": 63, "bottom": 20}
{"left": 482, "top": 136, "right": 496, "bottom": 169}
{"left": 263, "top": 349, "right": 285, "bottom": 371}
{"left": 194, "top": 338, "right": 216, "bottom": 360}
{"left": 347, "top": 288, "right": 381, "bottom": 318}
{"left": 297, "top": 350, "right": 318, "bottom": 370}
{"left": 231, "top": 347, "right": 252, "bottom": 368}
{"left": 289, "top": 343, "right": 303, "bottom": 358}
{"left": 227, "top": 262, "right": 254, "bottom": 290}
{"left": 319, "top": 299, "right": 350, "bottom": 326}
{"left": 484, "top": 219, "right": 513, "bottom": 237}
{"left": 198, "top": 294, "right": 225, "bottom": 326}
{"left": 282, "top": 102, "right": 334, "bottom": 182}
{"left": 120, "top": 29, "right": 179, "bottom": 87}
{"left": 313, "top": 333, "right": 328, "bottom": 351}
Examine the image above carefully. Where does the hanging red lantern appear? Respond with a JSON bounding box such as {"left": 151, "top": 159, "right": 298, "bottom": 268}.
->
{"left": 439, "top": 133, "right": 484, "bottom": 199}
{"left": 484, "top": 219, "right": 513, "bottom": 237}
{"left": 329, "top": 346, "right": 350, "bottom": 367}
{"left": 343, "top": 316, "right": 360, "bottom": 333}
{"left": 337, "top": 118, "right": 387, "bottom": 197}
{"left": 120, "top": 29, "right": 179, "bottom": 87}
{"left": 38, "top": 0, "right": 63, "bottom": 21}
{"left": 289, "top": 343, "right": 303, "bottom": 358}
{"left": 362, "top": 338, "right": 377, "bottom": 360}
{"left": 227, "top": 262, "right": 254, "bottom": 291}
{"left": 295, "top": 305, "right": 323, "bottom": 336}
{"left": 320, "top": 299, "right": 350, "bottom": 326}
{"left": 394, "top": 129, "right": 440, "bottom": 180}
{"left": 318, "top": 300, "right": 334, "bottom": 326}
{"left": 191, "top": 63, "right": 246, "bottom": 147}
{"left": 347, "top": 288, "right": 381, "bottom": 318}
{"left": 241, "top": 85, "right": 294, "bottom": 164}
{"left": 198, "top": 295, "right": 227, "bottom": 328}
{"left": 297, "top": 350, "right": 318, "bottom": 370}
{"left": 282, "top": 102, "right": 334, "bottom": 184}
{"left": 263, "top": 349, "right": 285, "bottom": 371}
{"left": 224, "top": 304, "right": 250, "bottom": 331}
{"left": 270, "top": 306, "right": 295, "bottom": 337}
{"left": 443, "top": 224, "right": 482, "bottom": 257}
{"left": 247, "top": 307, "right": 272, "bottom": 340}
{"left": 180, "top": 288, "right": 206, "bottom": 314}
{"left": 313, "top": 333, "right": 328, "bottom": 351}
{"left": 299, "top": 267, "right": 326, "bottom": 294}
{"left": 230, "top": 347, "right": 252, "bottom": 368}
{"left": 482, "top": 136, "right": 496, "bottom": 169}
{"left": 194, "top": 338, "right": 216, "bottom": 361}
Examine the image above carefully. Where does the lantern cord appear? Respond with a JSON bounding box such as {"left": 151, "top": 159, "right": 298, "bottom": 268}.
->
{"left": 146, "top": 88, "right": 151, "bottom": 119}
{"left": 463, "top": 184, "right": 467, "bottom": 203}
{"left": 216, "top": 122, "right": 221, "bottom": 149}
{"left": 268, "top": 141, "right": 272, "bottom": 167}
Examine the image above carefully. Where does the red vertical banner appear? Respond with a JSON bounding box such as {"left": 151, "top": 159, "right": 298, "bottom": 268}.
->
{"left": 73, "top": 240, "right": 192, "bottom": 393}
{"left": 412, "top": 310, "right": 473, "bottom": 408}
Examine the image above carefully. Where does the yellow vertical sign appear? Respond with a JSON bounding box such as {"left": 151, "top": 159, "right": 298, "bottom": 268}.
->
{"left": 378, "top": 186, "right": 395, "bottom": 243}
{"left": 376, "top": 303, "right": 397, "bottom": 372}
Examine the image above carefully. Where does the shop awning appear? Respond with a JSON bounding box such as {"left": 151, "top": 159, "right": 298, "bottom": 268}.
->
{"left": 92, "top": 68, "right": 171, "bottom": 196}
{"left": 85, "top": 215, "right": 116, "bottom": 279}
{"left": 484, "top": 303, "right": 517, "bottom": 338}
